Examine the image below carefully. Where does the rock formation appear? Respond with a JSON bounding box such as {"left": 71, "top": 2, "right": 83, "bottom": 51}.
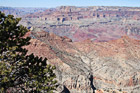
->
{"left": 1, "top": 6, "right": 140, "bottom": 41}
{"left": 25, "top": 31, "right": 140, "bottom": 93}
{"left": 16, "top": 6, "right": 140, "bottom": 42}
{"left": 25, "top": 6, "right": 140, "bottom": 21}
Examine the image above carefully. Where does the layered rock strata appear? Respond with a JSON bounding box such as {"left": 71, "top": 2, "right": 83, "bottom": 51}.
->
{"left": 1, "top": 6, "right": 140, "bottom": 42}
{"left": 20, "top": 6, "right": 140, "bottom": 42}
{"left": 25, "top": 31, "right": 140, "bottom": 93}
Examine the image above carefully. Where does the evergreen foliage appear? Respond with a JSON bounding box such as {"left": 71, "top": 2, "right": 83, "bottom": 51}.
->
{"left": 0, "top": 11, "right": 57, "bottom": 92}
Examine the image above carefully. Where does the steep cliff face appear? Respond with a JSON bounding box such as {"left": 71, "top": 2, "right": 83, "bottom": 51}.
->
{"left": 25, "top": 31, "right": 140, "bottom": 93}
{"left": 25, "top": 6, "right": 140, "bottom": 21}
{"left": 19, "top": 6, "right": 140, "bottom": 42}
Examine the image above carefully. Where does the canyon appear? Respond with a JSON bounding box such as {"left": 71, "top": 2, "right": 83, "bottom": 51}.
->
{"left": 21, "top": 6, "right": 140, "bottom": 42}
{"left": 1, "top": 6, "right": 140, "bottom": 42}
{"left": 24, "top": 31, "right": 140, "bottom": 93}
{"left": 1, "top": 6, "right": 140, "bottom": 92}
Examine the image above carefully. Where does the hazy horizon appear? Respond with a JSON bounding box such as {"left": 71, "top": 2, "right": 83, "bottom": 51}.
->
{"left": 0, "top": 0, "right": 140, "bottom": 8}
{"left": 1, "top": 5, "right": 140, "bottom": 9}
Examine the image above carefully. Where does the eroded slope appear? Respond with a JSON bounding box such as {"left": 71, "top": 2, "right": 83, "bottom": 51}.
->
{"left": 25, "top": 31, "right": 140, "bottom": 93}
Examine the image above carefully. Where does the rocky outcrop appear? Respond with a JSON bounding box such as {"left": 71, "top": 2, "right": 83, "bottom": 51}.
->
{"left": 25, "top": 31, "right": 140, "bottom": 92}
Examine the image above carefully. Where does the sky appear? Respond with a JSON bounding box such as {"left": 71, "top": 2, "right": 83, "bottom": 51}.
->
{"left": 0, "top": 0, "right": 140, "bottom": 8}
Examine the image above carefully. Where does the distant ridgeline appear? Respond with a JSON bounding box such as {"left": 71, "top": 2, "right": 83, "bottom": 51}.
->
{"left": 24, "top": 6, "right": 140, "bottom": 22}
{"left": 0, "top": 6, "right": 47, "bottom": 17}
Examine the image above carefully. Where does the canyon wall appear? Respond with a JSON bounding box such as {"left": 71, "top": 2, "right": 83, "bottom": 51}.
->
{"left": 24, "top": 31, "right": 140, "bottom": 93}
{"left": 19, "top": 6, "right": 140, "bottom": 42}
{"left": 1, "top": 6, "right": 140, "bottom": 42}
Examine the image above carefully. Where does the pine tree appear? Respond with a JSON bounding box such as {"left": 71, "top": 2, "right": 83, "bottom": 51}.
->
{"left": 0, "top": 11, "right": 57, "bottom": 92}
